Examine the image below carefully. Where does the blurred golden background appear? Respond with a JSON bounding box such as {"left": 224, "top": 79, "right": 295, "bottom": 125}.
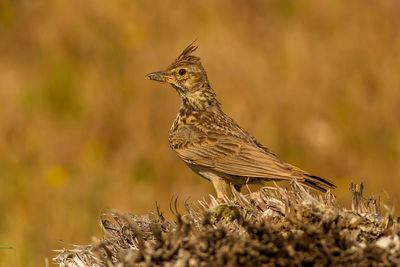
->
{"left": 1, "top": 0, "right": 400, "bottom": 266}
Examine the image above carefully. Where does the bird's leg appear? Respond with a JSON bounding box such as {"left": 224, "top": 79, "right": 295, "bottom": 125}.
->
{"left": 228, "top": 183, "right": 242, "bottom": 198}
{"left": 209, "top": 176, "right": 229, "bottom": 201}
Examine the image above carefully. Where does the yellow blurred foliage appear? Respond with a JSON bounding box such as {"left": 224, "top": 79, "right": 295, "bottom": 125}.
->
{"left": 44, "top": 165, "right": 69, "bottom": 188}
{"left": 80, "top": 139, "right": 108, "bottom": 167}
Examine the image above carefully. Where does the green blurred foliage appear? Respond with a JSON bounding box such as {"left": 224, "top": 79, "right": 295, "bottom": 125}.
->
{"left": 0, "top": 0, "right": 400, "bottom": 266}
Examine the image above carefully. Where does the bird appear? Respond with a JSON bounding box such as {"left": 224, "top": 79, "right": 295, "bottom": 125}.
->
{"left": 146, "top": 42, "right": 335, "bottom": 198}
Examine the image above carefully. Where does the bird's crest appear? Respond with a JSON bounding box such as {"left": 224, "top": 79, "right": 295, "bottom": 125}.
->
{"left": 169, "top": 41, "right": 200, "bottom": 67}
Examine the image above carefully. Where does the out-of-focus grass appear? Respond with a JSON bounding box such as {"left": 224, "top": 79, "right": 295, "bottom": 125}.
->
{"left": 0, "top": 0, "right": 399, "bottom": 266}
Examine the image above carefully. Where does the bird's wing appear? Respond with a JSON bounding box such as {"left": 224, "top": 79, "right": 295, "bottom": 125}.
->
{"left": 175, "top": 134, "right": 302, "bottom": 180}
{"left": 175, "top": 134, "right": 335, "bottom": 192}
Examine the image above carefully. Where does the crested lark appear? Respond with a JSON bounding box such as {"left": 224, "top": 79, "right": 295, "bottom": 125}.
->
{"left": 147, "top": 42, "right": 335, "bottom": 198}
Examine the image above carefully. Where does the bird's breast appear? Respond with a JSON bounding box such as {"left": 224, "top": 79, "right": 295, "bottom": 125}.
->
{"left": 169, "top": 110, "right": 210, "bottom": 150}
{"left": 169, "top": 114, "right": 194, "bottom": 150}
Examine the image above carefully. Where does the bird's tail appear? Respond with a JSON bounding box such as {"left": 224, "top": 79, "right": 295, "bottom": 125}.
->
{"left": 302, "top": 174, "right": 336, "bottom": 193}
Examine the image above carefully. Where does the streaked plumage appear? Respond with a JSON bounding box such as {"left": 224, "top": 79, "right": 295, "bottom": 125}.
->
{"left": 147, "top": 42, "right": 335, "bottom": 198}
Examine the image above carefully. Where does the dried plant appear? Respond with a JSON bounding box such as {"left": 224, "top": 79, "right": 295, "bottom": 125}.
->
{"left": 54, "top": 183, "right": 400, "bottom": 266}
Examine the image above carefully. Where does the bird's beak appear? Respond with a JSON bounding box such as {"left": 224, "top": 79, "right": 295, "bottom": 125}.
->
{"left": 146, "top": 71, "right": 168, "bottom": 83}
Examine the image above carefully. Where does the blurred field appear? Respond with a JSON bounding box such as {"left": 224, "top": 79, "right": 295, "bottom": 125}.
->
{"left": 0, "top": 0, "right": 400, "bottom": 266}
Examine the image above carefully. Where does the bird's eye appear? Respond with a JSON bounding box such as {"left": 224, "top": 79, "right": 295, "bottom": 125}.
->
{"left": 178, "top": 69, "right": 187, "bottom": 76}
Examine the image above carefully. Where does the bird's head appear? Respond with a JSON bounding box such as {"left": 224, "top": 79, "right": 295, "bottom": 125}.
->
{"left": 147, "top": 42, "right": 219, "bottom": 111}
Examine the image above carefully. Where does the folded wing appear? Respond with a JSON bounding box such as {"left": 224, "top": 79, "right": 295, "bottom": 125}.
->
{"left": 175, "top": 135, "right": 335, "bottom": 192}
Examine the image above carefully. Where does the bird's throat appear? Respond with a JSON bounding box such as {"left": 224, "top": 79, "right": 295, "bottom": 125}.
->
{"left": 180, "top": 89, "right": 221, "bottom": 112}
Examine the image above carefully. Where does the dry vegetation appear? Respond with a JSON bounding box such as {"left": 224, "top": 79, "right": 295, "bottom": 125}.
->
{"left": 53, "top": 183, "right": 400, "bottom": 266}
{"left": 1, "top": 0, "right": 400, "bottom": 266}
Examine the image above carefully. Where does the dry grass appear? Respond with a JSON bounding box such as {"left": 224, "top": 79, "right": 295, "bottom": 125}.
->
{"left": 53, "top": 183, "right": 399, "bottom": 266}
{"left": 1, "top": 0, "right": 400, "bottom": 266}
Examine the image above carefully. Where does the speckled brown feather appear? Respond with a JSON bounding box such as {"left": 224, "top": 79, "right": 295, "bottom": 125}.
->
{"left": 147, "top": 42, "right": 335, "bottom": 198}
